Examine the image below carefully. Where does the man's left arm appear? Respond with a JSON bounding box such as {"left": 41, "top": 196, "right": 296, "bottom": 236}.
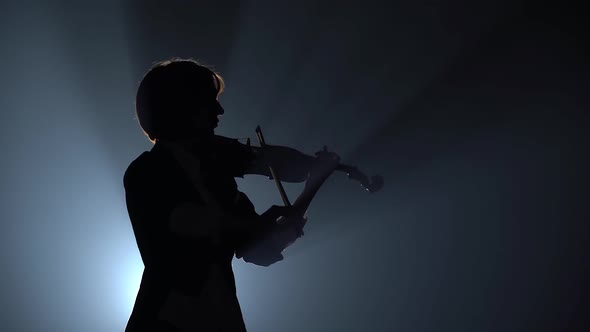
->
{"left": 215, "top": 135, "right": 314, "bottom": 183}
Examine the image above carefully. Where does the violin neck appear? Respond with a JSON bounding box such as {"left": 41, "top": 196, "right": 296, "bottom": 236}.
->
{"left": 335, "top": 163, "right": 359, "bottom": 176}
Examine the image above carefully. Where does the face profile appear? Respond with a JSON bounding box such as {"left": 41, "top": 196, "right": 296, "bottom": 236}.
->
{"left": 187, "top": 95, "right": 224, "bottom": 137}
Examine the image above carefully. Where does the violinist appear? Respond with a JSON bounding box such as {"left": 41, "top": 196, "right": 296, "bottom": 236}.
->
{"left": 123, "top": 58, "right": 341, "bottom": 332}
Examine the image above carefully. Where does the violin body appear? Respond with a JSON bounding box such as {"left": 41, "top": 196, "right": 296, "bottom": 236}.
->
{"left": 209, "top": 134, "right": 383, "bottom": 193}
{"left": 210, "top": 126, "right": 383, "bottom": 256}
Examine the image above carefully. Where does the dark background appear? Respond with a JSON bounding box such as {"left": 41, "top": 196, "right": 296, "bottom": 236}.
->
{"left": 0, "top": 1, "right": 587, "bottom": 331}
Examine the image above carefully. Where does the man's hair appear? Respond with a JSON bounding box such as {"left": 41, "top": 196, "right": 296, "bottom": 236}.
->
{"left": 135, "top": 58, "right": 225, "bottom": 143}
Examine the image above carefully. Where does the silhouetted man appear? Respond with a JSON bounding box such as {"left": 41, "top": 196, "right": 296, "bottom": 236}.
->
{"left": 124, "top": 58, "right": 338, "bottom": 331}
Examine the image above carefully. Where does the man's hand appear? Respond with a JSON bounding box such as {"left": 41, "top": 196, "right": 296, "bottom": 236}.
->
{"left": 311, "top": 146, "right": 341, "bottom": 177}
{"left": 260, "top": 205, "right": 297, "bottom": 223}
{"left": 299, "top": 147, "right": 340, "bottom": 193}
{"left": 257, "top": 205, "right": 305, "bottom": 251}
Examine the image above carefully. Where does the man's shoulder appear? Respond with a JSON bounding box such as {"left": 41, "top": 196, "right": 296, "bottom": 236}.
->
{"left": 123, "top": 151, "right": 155, "bottom": 189}
{"left": 123, "top": 143, "right": 184, "bottom": 190}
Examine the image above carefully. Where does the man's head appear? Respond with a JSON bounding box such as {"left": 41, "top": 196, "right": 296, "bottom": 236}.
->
{"left": 135, "top": 58, "right": 225, "bottom": 143}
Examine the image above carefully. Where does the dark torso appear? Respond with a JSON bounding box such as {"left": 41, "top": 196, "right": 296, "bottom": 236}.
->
{"left": 124, "top": 137, "right": 256, "bottom": 332}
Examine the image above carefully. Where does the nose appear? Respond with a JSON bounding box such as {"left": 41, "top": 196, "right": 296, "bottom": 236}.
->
{"left": 215, "top": 100, "right": 224, "bottom": 115}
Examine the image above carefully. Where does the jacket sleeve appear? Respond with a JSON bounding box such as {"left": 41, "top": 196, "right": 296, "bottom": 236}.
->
{"left": 213, "top": 135, "right": 311, "bottom": 182}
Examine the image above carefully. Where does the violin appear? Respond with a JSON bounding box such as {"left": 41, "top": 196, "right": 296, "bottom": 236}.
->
{"left": 231, "top": 125, "right": 384, "bottom": 261}
{"left": 252, "top": 125, "right": 383, "bottom": 216}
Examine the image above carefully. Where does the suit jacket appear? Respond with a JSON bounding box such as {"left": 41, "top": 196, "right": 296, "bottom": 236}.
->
{"left": 123, "top": 137, "right": 270, "bottom": 332}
